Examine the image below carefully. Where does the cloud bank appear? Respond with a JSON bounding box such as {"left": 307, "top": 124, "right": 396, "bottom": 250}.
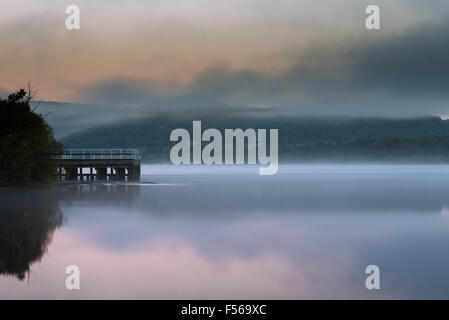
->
{"left": 1, "top": 0, "right": 449, "bottom": 116}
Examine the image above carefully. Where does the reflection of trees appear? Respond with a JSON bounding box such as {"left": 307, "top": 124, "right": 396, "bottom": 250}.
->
{"left": 0, "top": 187, "right": 63, "bottom": 281}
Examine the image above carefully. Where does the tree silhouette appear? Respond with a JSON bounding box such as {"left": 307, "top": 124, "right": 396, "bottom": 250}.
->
{"left": 0, "top": 88, "right": 62, "bottom": 184}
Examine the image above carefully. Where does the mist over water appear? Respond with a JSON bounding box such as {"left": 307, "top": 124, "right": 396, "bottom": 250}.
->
{"left": 1, "top": 164, "right": 449, "bottom": 299}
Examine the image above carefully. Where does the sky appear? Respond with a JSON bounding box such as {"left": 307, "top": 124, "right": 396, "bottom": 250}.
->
{"left": 1, "top": 0, "right": 449, "bottom": 116}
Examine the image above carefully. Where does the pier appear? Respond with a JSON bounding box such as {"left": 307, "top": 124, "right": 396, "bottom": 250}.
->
{"left": 57, "top": 149, "right": 141, "bottom": 182}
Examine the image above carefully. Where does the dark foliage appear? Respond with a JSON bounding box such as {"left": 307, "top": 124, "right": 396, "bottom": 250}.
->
{"left": 0, "top": 90, "right": 62, "bottom": 184}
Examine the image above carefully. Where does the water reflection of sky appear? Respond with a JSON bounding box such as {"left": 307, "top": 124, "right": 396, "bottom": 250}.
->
{"left": 2, "top": 165, "right": 449, "bottom": 299}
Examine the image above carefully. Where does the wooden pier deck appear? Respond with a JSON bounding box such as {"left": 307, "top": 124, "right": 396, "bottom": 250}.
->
{"left": 57, "top": 149, "right": 141, "bottom": 182}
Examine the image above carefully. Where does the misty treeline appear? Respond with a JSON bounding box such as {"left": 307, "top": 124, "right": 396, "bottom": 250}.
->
{"left": 61, "top": 115, "right": 449, "bottom": 163}
{"left": 0, "top": 89, "right": 62, "bottom": 184}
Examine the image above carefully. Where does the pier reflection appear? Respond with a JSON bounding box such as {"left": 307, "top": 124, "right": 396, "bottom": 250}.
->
{"left": 0, "top": 183, "right": 141, "bottom": 281}
{"left": 56, "top": 183, "right": 141, "bottom": 207}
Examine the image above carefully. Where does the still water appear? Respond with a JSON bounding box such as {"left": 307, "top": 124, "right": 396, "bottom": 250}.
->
{"left": 1, "top": 164, "right": 449, "bottom": 299}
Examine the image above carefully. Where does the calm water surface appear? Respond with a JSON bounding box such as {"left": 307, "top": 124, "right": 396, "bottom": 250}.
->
{"left": 1, "top": 164, "right": 449, "bottom": 299}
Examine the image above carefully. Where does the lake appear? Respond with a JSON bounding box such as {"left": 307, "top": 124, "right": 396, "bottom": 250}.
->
{"left": 1, "top": 164, "right": 449, "bottom": 299}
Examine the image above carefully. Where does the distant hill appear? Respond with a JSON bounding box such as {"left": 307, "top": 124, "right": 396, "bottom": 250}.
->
{"left": 33, "top": 95, "right": 266, "bottom": 139}
{"left": 61, "top": 114, "right": 449, "bottom": 163}
{"left": 28, "top": 93, "right": 449, "bottom": 162}
{"left": 32, "top": 101, "right": 146, "bottom": 139}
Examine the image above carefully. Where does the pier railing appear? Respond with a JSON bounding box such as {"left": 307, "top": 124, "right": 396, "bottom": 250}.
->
{"left": 61, "top": 149, "right": 141, "bottom": 160}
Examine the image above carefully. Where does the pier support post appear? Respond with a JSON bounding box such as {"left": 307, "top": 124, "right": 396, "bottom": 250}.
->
{"left": 136, "top": 165, "right": 140, "bottom": 181}
{"left": 127, "top": 167, "right": 133, "bottom": 181}
{"left": 127, "top": 165, "right": 140, "bottom": 181}
{"left": 66, "top": 167, "right": 78, "bottom": 181}
{"left": 96, "top": 167, "right": 107, "bottom": 181}
{"left": 117, "top": 167, "right": 126, "bottom": 181}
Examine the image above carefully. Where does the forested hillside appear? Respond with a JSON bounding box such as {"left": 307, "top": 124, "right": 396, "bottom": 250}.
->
{"left": 61, "top": 115, "right": 449, "bottom": 162}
